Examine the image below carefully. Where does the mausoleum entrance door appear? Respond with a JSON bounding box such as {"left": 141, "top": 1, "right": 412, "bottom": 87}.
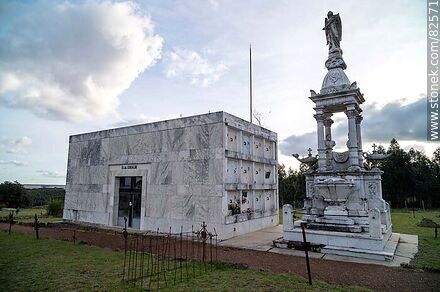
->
{"left": 117, "top": 176, "right": 142, "bottom": 229}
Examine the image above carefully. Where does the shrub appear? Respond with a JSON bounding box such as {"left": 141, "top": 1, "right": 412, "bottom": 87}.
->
{"left": 46, "top": 199, "right": 64, "bottom": 217}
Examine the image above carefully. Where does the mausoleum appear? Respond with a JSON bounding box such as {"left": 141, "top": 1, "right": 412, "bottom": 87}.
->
{"left": 63, "top": 112, "right": 279, "bottom": 239}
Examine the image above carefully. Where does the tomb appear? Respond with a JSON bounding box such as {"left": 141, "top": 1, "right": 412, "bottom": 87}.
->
{"left": 282, "top": 11, "right": 397, "bottom": 260}
{"left": 63, "top": 112, "right": 279, "bottom": 239}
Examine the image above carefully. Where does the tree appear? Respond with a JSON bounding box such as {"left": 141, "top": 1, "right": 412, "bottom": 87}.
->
{"left": 278, "top": 164, "right": 306, "bottom": 208}
{"left": 0, "top": 181, "right": 26, "bottom": 208}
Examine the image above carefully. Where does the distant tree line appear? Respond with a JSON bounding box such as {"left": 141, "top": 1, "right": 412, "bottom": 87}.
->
{"left": 278, "top": 138, "right": 440, "bottom": 209}
{"left": 0, "top": 181, "right": 65, "bottom": 209}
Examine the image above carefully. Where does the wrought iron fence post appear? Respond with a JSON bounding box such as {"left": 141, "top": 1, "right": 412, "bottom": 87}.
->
{"left": 34, "top": 214, "right": 40, "bottom": 240}
{"left": 214, "top": 228, "right": 218, "bottom": 262}
{"left": 300, "top": 222, "right": 312, "bottom": 286}
{"left": 8, "top": 212, "right": 13, "bottom": 234}
{"left": 122, "top": 217, "right": 128, "bottom": 281}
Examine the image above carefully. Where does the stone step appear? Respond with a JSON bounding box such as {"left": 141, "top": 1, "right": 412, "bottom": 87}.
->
{"left": 321, "top": 233, "right": 400, "bottom": 261}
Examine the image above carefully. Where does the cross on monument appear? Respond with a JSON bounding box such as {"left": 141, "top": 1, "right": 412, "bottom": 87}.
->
{"left": 307, "top": 148, "right": 313, "bottom": 156}
{"left": 372, "top": 143, "right": 377, "bottom": 152}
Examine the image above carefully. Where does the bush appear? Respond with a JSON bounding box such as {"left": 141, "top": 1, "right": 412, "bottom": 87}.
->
{"left": 46, "top": 200, "right": 64, "bottom": 217}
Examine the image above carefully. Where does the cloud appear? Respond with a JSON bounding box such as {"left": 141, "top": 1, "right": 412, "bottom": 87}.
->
{"left": 0, "top": 160, "right": 28, "bottom": 166}
{"left": 165, "top": 48, "right": 228, "bottom": 87}
{"left": 36, "top": 170, "right": 65, "bottom": 178}
{"left": 280, "top": 97, "right": 427, "bottom": 155}
{"left": 0, "top": 1, "right": 163, "bottom": 122}
{"left": 5, "top": 136, "right": 32, "bottom": 154}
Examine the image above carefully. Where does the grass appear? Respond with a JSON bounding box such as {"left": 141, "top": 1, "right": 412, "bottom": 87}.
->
{"left": 0, "top": 207, "right": 47, "bottom": 217}
{"left": 391, "top": 209, "right": 440, "bottom": 271}
{"left": 0, "top": 207, "right": 62, "bottom": 224}
{"left": 0, "top": 232, "right": 369, "bottom": 291}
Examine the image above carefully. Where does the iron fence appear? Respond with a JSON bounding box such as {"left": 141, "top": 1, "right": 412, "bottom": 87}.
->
{"left": 121, "top": 221, "right": 218, "bottom": 290}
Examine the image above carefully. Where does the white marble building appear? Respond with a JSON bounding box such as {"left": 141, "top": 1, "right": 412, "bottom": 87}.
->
{"left": 63, "top": 112, "right": 279, "bottom": 239}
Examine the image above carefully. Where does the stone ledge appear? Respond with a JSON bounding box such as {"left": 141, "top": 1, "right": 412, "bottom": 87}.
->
{"left": 225, "top": 150, "right": 277, "bottom": 165}
{"left": 224, "top": 183, "right": 277, "bottom": 190}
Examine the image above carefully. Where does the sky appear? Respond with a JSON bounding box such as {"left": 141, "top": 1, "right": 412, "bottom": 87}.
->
{"left": 0, "top": 0, "right": 436, "bottom": 184}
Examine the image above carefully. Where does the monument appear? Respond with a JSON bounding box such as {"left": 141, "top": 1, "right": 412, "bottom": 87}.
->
{"left": 282, "top": 11, "right": 396, "bottom": 260}
{"left": 63, "top": 112, "right": 279, "bottom": 239}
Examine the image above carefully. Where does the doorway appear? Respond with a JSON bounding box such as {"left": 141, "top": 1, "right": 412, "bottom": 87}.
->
{"left": 117, "top": 176, "right": 142, "bottom": 229}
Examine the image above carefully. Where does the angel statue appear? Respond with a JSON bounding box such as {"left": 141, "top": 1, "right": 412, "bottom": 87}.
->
{"left": 323, "top": 11, "right": 342, "bottom": 50}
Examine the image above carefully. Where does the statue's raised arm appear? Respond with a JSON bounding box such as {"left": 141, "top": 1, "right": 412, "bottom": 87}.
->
{"left": 323, "top": 11, "right": 342, "bottom": 50}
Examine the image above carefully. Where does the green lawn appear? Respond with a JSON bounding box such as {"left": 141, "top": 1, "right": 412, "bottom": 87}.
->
{"left": 0, "top": 232, "right": 368, "bottom": 291}
{"left": 0, "top": 207, "right": 62, "bottom": 224}
{"left": 391, "top": 209, "right": 440, "bottom": 271}
{"left": 0, "top": 207, "right": 47, "bottom": 217}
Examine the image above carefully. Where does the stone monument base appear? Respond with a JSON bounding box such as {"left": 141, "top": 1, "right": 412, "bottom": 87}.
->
{"left": 282, "top": 222, "right": 397, "bottom": 261}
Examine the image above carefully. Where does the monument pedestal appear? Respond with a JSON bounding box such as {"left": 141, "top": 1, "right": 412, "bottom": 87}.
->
{"left": 285, "top": 10, "right": 396, "bottom": 261}
{"left": 282, "top": 215, "right": 396, "bottom": 261}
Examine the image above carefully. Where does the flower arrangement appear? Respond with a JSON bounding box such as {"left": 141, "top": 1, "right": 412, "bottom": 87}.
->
{"left": 228, "top": 201, "right": 241, "bottom": 215}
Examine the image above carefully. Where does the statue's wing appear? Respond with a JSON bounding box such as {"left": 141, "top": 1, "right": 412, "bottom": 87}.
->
{"left": 336, "top": 14, "right": 342, "bottom": 41}
{"left": 324, "top": 17, "right": 330, "bottom": 44}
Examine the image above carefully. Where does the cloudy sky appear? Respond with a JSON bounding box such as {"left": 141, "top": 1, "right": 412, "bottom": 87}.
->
{"left": 0, "top": 0, "right": 435, "bottom": 184}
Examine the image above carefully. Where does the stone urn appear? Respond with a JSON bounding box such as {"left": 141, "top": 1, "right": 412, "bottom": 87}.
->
{"left": 314, "top": 177, "right": 354, "bottom": 216}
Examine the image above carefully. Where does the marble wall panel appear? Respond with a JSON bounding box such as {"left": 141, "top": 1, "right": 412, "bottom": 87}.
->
{"left": 193, "top": 195, "right": 209, "bottom": 222}
{"left": 254, "top": 190, "right": 264, "bottom": 212}
{"left": 183, "top": 159, "right": 209, "bottom": 184}
{"left": 241, "top": 161, "right": 252, "bottom": 184}
{"left": 226, "top": 159, "right": 239, "bottom": 183}
{"left": 109, "top": 136, "right": 129, "bottom": 159}
{"left": 64, "top": 191, "right": 78, "bottom": 210}
{"left": 242, "top": 134, "right": 251, "bottom": 155}
{"left": 76, "top": 210, "right": 109, "bottom": 225}
{"left": 79, "top": 139, "right": 105, "bottom": 166}
{"left": 208, "top": 196, "right": 223, "bottom": 223}
{"left": 263, "top": 140, "right": 274, "bottom": 159}
{"left": 209, "top": 159, "right": 223, "bottom": 185}
{"left": 253, "top": 137, "right": 264, "bottom": 158}
{"left": 264, "top": 165, "right": 274, "bottom": 184}
{"left": 147, "top": 184, "right": 177, "bottom": 196}
{"left": 150, "top": 162, "right": 174, "bottom": 185}
{"left": 146, "top": 193, "right": 169, "bottom": 218}
{"left": 187, "top": 124, "right": 210, "bottom": 150}
{"left": 75, "top": 192, "right": 107, "bottom": 212}
{"left": 200, "top": 184, "right": 224, "bottom": 197}
{"left": 226, "top": 127, "right": 238, "bottom": 151}
{"left": 208, "top": 123, "right": 224, "bottom": 148}
{"left": 127, "top": 132, "right": 158, "bottom": 155}
{"left": 166, "top": 127, "right": 186, "bottom": 152}
{"left": 254, "top": 163, "right": 264, "bottom": 184}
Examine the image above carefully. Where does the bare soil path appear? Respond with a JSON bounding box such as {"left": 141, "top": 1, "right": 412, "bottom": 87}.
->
{"left": 1, "top": 223, "right": 438, "bottom": 292}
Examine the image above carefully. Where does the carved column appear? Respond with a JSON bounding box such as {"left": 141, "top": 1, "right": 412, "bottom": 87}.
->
{"left": 323, "top": 115, "right": 334, "bottom": 169}
{"left": 356, "top": 115, "right": 363, "bottom": 167}
{"left": 345, "top": 106, "right": 360, "bottom": 170}
{"left": 314, "top": 109, "right": 326, "bottom": 170}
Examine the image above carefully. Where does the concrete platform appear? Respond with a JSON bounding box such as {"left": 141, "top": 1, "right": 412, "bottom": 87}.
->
{"left": 220, "top": 224, "right": 418, "bottom": 267}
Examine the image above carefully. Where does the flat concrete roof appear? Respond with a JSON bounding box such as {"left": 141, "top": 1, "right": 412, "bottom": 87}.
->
{"left": 70, "top": 111, "right": 277, "bottom": 143}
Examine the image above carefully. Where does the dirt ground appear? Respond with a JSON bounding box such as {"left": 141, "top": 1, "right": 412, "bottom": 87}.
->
{"left": 1, "top": 223, "right": 439, "bottom": 292}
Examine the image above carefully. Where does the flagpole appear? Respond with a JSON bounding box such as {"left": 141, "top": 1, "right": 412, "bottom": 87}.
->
{"left": 249, "top": 43, "right": 253, "bottom": 124}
